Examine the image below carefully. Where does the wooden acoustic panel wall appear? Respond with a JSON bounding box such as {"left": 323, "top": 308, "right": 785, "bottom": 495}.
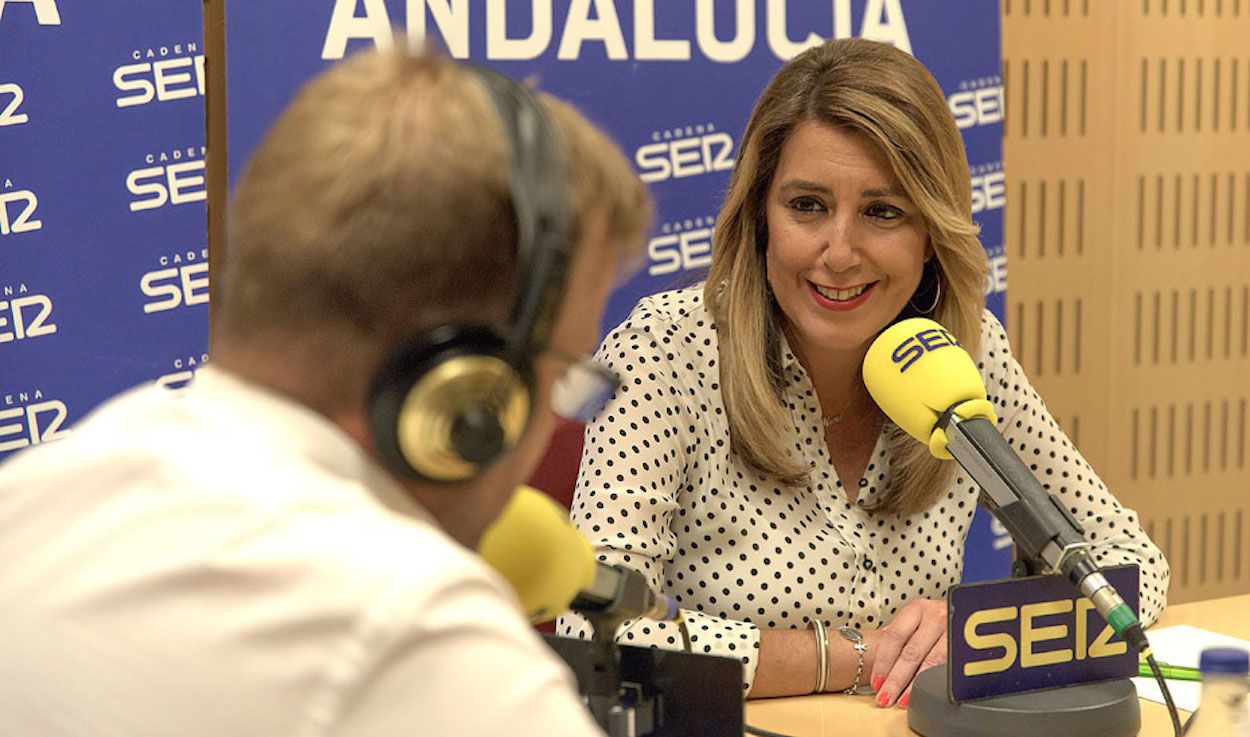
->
{"left": 1003, "top": 0, "right": 1250, "bottom": 604}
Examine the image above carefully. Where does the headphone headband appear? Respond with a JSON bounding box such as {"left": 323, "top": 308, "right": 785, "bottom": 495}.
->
{"left": 367, "top": 64, "right": 574, "bottom": 482}
{"left": 468, "top": 65, "right": 572, "bottom": 367}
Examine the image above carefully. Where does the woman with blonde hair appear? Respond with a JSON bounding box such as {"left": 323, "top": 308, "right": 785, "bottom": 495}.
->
{"left": 558, "top": 38, "right": 1168, "bottom": 706}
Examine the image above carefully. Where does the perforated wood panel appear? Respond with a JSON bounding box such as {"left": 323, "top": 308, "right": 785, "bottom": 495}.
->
{"left": 1002, "top": 0, "right": 1250, "bottom": 603}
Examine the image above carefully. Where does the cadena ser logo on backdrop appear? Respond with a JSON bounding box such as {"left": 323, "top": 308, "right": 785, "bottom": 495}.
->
{"left": 635, "top": 123, "right": 735, "bottom": 184}
{"left": 970, "top": 161, "right": 1005, "bottom": 215}
{"left": 140, "top": 248, "right": 209, "bottom": 314}
{"left": 0, "top": 0, "right": 60, "bottom": 25}
{"left": 648, "top": 215, "right": 714, "bottom": 277}
{"left": 948, "top": 76, "right": 1003, "bottom": 130}
{"left": 127, "top": 146, "right": 207, "bottom": 212}
{"left": 0, "top": 388, "right": 69, "bottom": 454}
{"left": 322, "top": 0, "right": 912, "bottom": 62}
{"left": 0, "top": 283, "right": 57, "bottom": 344}
{"left": 114, "top": 42, "right": 205, "bottom": 108}
{"left": 154, "top": 353, "right": 209, "bottom": 391}
{"left": 1, "top": 179, "right": 42, "bottom": 236}
{"left": 0, "top": 82, "right": 29, "bottom": 127}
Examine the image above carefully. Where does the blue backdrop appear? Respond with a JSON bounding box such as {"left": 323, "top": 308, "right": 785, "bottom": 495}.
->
{"left": 0, "top": 0, "right": 1010, "bottom": 581}
{"left": 0, "top": 1, "right": 209, "bottom": 459}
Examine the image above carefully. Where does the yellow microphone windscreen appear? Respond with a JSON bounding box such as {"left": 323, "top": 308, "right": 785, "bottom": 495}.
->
{"left": 863, "top": 318, "right": 997, "bottom": 459}
{"left": 477, "top": 486, "right": 598, "bottom": 623}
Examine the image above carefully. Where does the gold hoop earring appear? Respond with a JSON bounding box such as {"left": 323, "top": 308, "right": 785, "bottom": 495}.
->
{"left": 909, "top": 263, "right": 942, "bottom": 315}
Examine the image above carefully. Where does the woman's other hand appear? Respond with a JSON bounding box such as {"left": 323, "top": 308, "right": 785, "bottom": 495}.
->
{"left": 867, "top": 597, "right": 947, "bottom": 708}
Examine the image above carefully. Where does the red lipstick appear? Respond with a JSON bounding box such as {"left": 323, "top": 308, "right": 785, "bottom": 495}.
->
{"left": 808, "top": 280, "right": 876, "bottom": 311}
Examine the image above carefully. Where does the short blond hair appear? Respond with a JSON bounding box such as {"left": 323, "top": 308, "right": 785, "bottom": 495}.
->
{"left": 705, "top": 38, "right": 988, "bottom": 515}
{"left": 215, "top": 49, "right": 650, "bottom": 413}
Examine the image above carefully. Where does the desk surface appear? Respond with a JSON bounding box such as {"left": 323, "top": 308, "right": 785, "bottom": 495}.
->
{"left": 744, "top": 593, "right": 1250, "bottom": 737}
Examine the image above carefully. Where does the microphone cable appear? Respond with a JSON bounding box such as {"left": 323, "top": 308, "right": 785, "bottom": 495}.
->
{"left": 1145, "top": 649, "right": 1180, "bottom": 737}
{"left": 744, "top": 725, "right": 797, "bottom": 737}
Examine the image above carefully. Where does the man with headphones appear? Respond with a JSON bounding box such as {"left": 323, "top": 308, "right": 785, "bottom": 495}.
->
{"left": 0, "top": 50, "right": 650, "bottom": 736}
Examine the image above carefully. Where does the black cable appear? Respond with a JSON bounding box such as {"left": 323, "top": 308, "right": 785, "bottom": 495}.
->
{"left": 1142, "top": 648, "right": 1183, "bottom": 737}
{"left": 743, "top": 723, "right": 798, "bottom": 737}
{"left": 1181, "top": 706, "right": 1199, "bottom": 735}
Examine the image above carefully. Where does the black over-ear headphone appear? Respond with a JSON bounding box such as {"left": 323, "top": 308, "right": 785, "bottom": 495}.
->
{"left": 367, "top": 65, "right": 572, "bottom": 482}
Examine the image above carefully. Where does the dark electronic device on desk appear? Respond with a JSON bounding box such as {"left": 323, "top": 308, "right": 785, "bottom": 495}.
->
{"left": 863, "top": 318, "right": 1184, "bottom": 737}
{"left": 481, "top": 487, "right": 744, "bottom": 737}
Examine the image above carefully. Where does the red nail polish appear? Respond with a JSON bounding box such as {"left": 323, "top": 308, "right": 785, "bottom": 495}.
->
{"left": 872, "top": 675, "right": 884, "bottom": 691}
{"left": 899, "top": 693, "right": 911, "bottom": 708}
{"left": 876, "top": 691, "right": 891, "bottom": 708}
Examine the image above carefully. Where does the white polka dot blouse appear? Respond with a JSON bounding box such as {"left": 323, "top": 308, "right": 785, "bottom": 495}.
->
{"left": 556, "top": 285, "right": 1170, "bottom": 693}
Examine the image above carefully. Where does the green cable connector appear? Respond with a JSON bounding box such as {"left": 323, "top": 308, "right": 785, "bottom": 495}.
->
{"left": 1106, "top": 603, "right": 1138, "bottom": 635}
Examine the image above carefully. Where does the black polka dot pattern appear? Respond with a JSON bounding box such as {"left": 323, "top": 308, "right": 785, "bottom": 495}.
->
{"left": 556, "top": 285, "right": 1170, "bottom": 693}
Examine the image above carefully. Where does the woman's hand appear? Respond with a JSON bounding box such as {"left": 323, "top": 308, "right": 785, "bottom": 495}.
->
{"left": 867, "top": 598, "right": 947, "bottom": 708}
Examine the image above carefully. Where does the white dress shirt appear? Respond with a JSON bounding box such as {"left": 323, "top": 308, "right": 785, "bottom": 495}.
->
{"left": 0, "top": 367, "right": 604, "bottom": 737}
{"left": 557, "top": 285, "right": 1170, "bottom": 693}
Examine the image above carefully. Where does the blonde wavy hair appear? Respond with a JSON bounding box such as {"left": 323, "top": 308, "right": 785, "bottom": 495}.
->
{"left": 705, "top": 38, "right": 988, "bottom": 515}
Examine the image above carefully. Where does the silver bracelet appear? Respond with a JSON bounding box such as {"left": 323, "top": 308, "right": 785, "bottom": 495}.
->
{"left": 837, "top": 625, "right": 869, "bottom": 695}
{"left": 811, "top": 620, "right": 829, "bottom": 694}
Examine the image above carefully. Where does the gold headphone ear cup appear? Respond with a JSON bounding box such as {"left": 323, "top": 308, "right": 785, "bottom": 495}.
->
{"left": 368, "top": 325, "right": 535, "bottom": 482}
{"left": 395, "top": 354, "right": 531, "bottom": 482}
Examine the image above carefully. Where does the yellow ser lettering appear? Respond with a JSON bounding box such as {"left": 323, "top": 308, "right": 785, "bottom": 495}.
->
{"left": 1021, "top": 599, "right": 1073, "bottom": 668}
{"left": 1074, "top": 597, "right": 1095, "bottom": 660}
{"left": 1089, "top": 619, "right": 1128, "bottom": 658}
{"left": 1073, "top": 597, "right": 1128, "bottom": 659}
{"left": 963, "top": 606, "right": 1019, "bottom": 676}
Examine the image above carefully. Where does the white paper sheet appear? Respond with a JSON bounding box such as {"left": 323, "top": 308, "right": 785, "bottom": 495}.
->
{"left": 1133, "top": 625, "right": 1250, "bottom": 711}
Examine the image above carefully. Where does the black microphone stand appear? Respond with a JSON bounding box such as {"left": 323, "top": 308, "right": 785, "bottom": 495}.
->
{"left": 580, "top": 608, "right": 659, "bottom": 737}
{"left": 542, "top": 564, "right": 744, "bottom": 737}
{"left": 570, "top": 564, "right": 666, "bottom": 736}
{"left": 907, "top": 411, "right": 1143, "bottom": 737}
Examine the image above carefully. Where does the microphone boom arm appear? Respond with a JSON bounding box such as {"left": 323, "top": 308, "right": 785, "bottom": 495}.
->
{"left": 943, "top": 414, "right": 1088, "bottom": 570}
{"left": 942, "top": 413, "right": 1146, "bottom": 647}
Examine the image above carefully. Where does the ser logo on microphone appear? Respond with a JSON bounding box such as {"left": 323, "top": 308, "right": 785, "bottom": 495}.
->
{"left": 948, "top": 565, "right": 1139, "bottom": 702}
{"left": 891, "top": 327, "right": 959, "bottom": 373}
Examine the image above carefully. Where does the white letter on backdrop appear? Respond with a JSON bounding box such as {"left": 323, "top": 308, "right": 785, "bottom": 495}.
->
{"left": 860, "top": 0, "right": 912, "bottom": 54}
{"left": 487, "top": 0, "right": 552, "bottom": 60}
{"left": 0, "top": 0, "right": 61, "bottom": 24}
{"left": 557, "top": 0, "right": 627, "bottom": 60}
{"left": 766, "top": 0, "right": 822, "bottom": 60}
{"left": 696, "top": 0, "right": 753, "bottom": 63}
{"left": 408, "top": 0, "right": 469, "bottom": 57}
{"left": 322, "top": 0, "right": 392, "bottom": 60}
{"left": 634, "top": 0, "right": 689, "bottom": 61}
